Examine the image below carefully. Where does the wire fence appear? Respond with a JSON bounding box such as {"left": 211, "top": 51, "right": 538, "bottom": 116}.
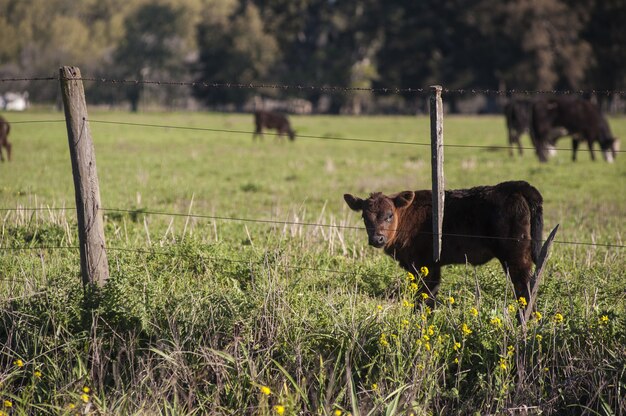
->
{"left": 1, "top": 74, "right": 624, "bottom": 286}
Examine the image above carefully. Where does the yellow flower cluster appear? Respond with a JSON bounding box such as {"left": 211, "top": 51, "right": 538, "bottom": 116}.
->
{"left": 499, "top": 357, "right": 507, "bottom": 370}
{"left": 379, "top": 333, "right": 389, "bottom": 347}
{"left": 469, "top": 307, "right": 479, "bottom": 317}
{"left": 554, "top": 313, "right": 564, "bottom": 323}
{"left": 533, "top": 311, "right": 542, "bottom": 321}
{"left": 420, "top": 266, "right": 429, "bottom": 276}
{"left": 461, "top": 323, "right": 472, "bottom": 336}
{"left": 274, "top": 405, "right": 285, "bottom": 415}
{"left": 518, "top": 297, "right": 527, "bottom": 308}
{"left": 599, "top": 315, "right": 609, "bottom": 325}
{"left": 260, "top": 385, "right": 272, "bottom": 396}
{"left": 490, "top": 316, "right": 502, "bottom": 327}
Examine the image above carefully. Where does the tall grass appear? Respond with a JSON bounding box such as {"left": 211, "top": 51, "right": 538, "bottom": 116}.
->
{"left": 1, "top": 111, "right": 625, "bottom": 415}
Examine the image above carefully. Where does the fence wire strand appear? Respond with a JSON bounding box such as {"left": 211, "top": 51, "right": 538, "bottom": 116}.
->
{"left": 1, "top": 206, "right": 623, "bottom": 249}
{"left": 87, "top": 119, "right": 626, "bottom": 154}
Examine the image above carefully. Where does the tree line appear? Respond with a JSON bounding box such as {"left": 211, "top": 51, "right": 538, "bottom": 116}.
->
{"left": 0, "top": 0, "right": 624, "bottom": 113}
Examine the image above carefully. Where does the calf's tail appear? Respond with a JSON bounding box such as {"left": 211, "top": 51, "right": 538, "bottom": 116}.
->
{"left": 524, "top": 186, "right": 544, "bottom": 264}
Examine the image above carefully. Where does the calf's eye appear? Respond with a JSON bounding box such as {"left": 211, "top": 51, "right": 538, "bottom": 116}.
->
{"left": 385, "top": 213, "right": 393, "bottom": 222}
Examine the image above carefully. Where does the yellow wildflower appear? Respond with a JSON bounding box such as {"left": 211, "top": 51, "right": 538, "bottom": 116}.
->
{"left": 422, "top": 335, "right": 430, "bottom": 342}
{"left": 14, "top": 359, "right": 24, "bottom": 367}
{"left": 490, "top": 316, "right": 502, "bottom": 327}
{"left": 453, "top": 341, "right": 461, "bottom": 351}
{"left": 507, "top": 304, "right": 516, "bottom": 314}
{"left": 518, "top": 297, "right": 527, "bottom": 308}
{"left": 536, "top": 334, "right": 543, "bottom": 342}
{"left": 420, "top": 266, "right": 429, "bottom": 276}
{"left": 3, "top": 400, "right": 12, "bottom": 408}
{"left": 461, "top": 323, "right": 472, "bottom": 336}
{"left": 402, "top": 319, "right": 410, "bottom": 328}
{"left": 260, "top": 385, "right": 272, "bottom": 396}
{"left": 454, "top": 357, "right": 459, "bottom": 364}
{"left": 379, "top": 333, "right": 389, "bottom": 347}
{"left": 407, "top": 272, "right": 415, "bottom": 281}
{"left": 34, "top": 370, "right": 42, "bottom": 378}
{"left": 447, "top": 296, "right": 455, "bottom": 305}
{"left": 533, "top": 311, "right": 542, "bottom": 321}
{"left": 507, "top": 345, "right": 514, "bottom": 357}
{"left": 421, "top": 293, "right": 429, "bottom": 301}
{"left": 377, "top": 304, "right": 383, "bottom": 312}
{"left": 403, "top": 299, "right": 414, "bottom": 308}
{"left": 469, "top": 307, "right": 479, "bottom": 317}
{"left": 554, "top": 313, "right": 564, "bottom": 323}
{"left": 68, "top": 403, "right": 76, "bottom": 410}
{"left": 424, "top": 342, "right": 431, "bottom": 351}
{"left": 499, "top": 358, "right": 507, "bottom": 370}
{"left": 427, "top": 325, "right": 435, "bottom": 336}
{"left": 372, "top": 383, "right": 378, "bottom": 391}
{"left": 410, "top": 283, "right": 419, "bottom": 293}
{"left": 600, "top": 315, "right": 609, "bottom": 324}
{"left": 274, "top": 405, "right": 285, "bottom": 415}
{"left": 335, "top": 410, "right": 343, "bottom": 416}
{"left": 82, "top": 386, "right": 90, "bottom": 394}
{"left": 81, "top": 393, "right": 89, "bottom": 403}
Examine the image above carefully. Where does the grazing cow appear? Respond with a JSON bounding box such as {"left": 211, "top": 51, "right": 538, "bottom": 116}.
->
{"left": 0, "top": 115, "right": 11, "bottom": 162}
{"left": 253, "top": 110, "right": 295, "bottom": 141}
{"left": 344, "top": 181, "right": 543, "bottom": 309}
{"left": 530, "top": 96, "right": 619, "bottom": 162}
{"left": 504, "top": 98, "right": 532, "bottom": 157}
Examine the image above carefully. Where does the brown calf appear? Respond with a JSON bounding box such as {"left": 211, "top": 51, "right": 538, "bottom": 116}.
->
{"left": 253, "top": 110, "right": 295, "bottom": 141}
{"left": 0, "top": 115, "right": 11, "bottom": 162}
{"left": 344, "top": 181, "right": 543, "bottom": 308}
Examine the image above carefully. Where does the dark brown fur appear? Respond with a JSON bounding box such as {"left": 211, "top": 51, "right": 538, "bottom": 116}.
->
{"left": 0, "top": 115, "right": 11, "bottom": 162}
{"left": 530, "top": 96, "right": 619, "bottom": 162}
{"left": 253, "top": 110, "right": 295, "bottom": 141}
{"left": 344, "top": 181, "right": 543, "bottom": 308}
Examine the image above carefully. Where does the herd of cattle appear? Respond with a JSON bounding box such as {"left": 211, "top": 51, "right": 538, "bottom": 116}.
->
{"left": 505, "top": 95, "right": 619, "bottom": 163}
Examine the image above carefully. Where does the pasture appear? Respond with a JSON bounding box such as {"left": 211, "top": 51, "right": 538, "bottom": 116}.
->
{"left": 1, "top": 109, "right": 625, "bottom": 415}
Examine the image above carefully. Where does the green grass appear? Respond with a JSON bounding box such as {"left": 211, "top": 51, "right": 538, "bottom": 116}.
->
{"left": 1, "top": 109, "right": 625, "bottom": 415}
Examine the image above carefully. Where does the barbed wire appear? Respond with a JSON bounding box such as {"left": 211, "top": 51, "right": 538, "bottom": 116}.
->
{"left": 2, "top": 75, "right": 626, "bottom": 96}
{"left": 1, "top": 206, "right": 623, "bottom": 248}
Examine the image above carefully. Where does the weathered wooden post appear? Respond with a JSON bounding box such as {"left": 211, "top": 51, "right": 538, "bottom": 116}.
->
{"left": 59, "top": 66, "right": 109, "bottom": 287}
{"left": 430, "top": 85, "right": 444, "bottom": 262}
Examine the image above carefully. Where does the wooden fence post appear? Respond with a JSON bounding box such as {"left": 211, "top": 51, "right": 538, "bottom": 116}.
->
{"left": 59, "top": 66, "right": 109, "bottom": 287}
{"left": 430, "top": 85, "right": 444, "bottom": 262}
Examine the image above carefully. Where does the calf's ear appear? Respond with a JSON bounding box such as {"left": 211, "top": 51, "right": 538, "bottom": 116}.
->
{"left": 392, "top": 191, "right": 414, "bottom": 208}
{"left": 344, "top": 194, "right": 364, "bottom": 211}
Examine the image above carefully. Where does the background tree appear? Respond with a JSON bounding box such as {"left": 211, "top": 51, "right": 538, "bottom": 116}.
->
{"left": 113, "top": 2, "right": 190, "bottom": 112}
{"left": 193, "top": 2, "right": 279, "bottom": 107}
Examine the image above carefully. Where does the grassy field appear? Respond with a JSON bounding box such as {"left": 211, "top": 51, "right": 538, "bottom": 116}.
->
{"left": 1, "top": 109, "right": 625, "bottom": 415}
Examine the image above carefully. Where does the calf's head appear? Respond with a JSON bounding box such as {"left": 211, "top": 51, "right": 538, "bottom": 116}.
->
{"left": 344, "top": 191, "right": 414, "bottom": 248}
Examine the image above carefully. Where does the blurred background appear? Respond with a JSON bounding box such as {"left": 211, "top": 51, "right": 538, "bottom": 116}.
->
{"left": 0, "top": 0, "right": 624, "bottom": 114}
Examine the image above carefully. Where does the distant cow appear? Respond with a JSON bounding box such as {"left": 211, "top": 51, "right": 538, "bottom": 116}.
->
{"left": 530, "top": 96, "right": 619, "bottom": 162}
{"left": 504, "top": 98, "right": 532, "bottom": 156}
{"left": 344, "top": 181, "right": 543, "bottom": 309}
{"left": 0, "top": 115, "right": 11, "bottom": 162}
{"left": 504, "top": 98, "right": 567, "bottom": 158}
{"left": 253, "top": 110, "right": 295, "bottom": 141}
